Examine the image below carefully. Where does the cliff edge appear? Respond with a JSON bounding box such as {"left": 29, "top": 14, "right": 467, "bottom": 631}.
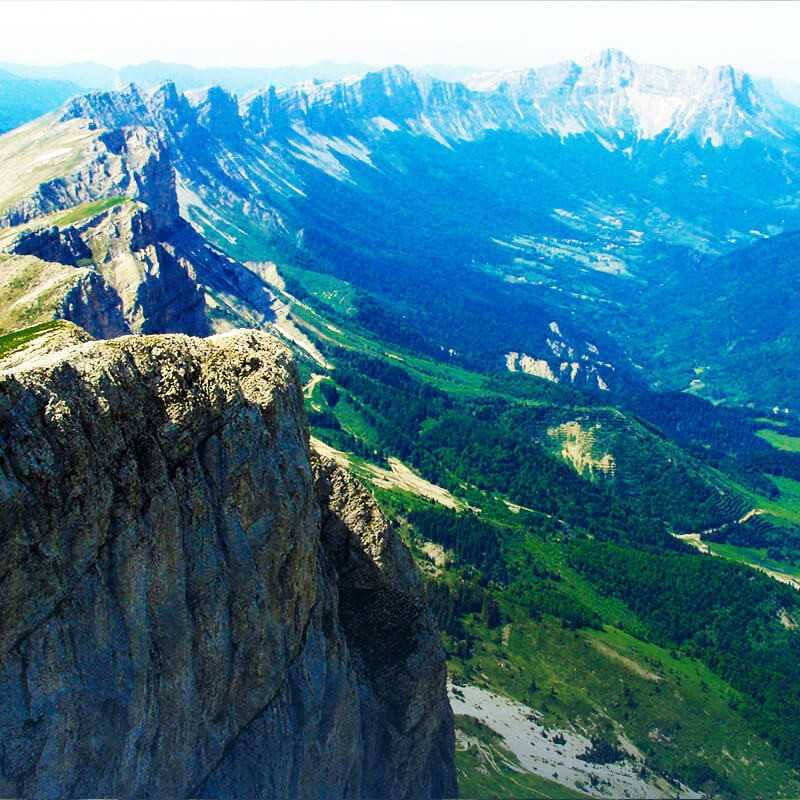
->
{"left": 0, "top": 329, "right": 456, "bottom": 798}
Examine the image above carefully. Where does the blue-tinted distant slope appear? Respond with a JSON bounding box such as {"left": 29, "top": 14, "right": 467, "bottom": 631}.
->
{"left": 0, "top": 61, "right": 115, "bottom": 89}
{"left": 0, "top": 68, "right": 83, "bottom": 132}
{"left": 641, "top": 229, "right": 800, "bottom": 409}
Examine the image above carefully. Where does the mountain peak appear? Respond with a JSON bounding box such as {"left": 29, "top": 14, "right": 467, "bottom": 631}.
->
{"left": 186, "top": 84, "right": 237, "bottom": 107}
{"left": 592, "top": 48, "right": 634, "bottom": 69}
{"left": 584, "top": 48, "right": 635, "bottom": 88}
{"left": 148, "top": 80, "right": 182, "bottom": 111}
{"left": 49, "top": 52, "right": 798, "bottom": 153}
{"left": 187, "top": 85, "right": 242, "bottom": 136}
{"left": 59, "top": 81, "right": 149, "bottom": 127}
{"left": 709, "top": 63, "right": 748, "bottom": 89}
{"left": 377, "top": 64, "right": 415, "bottom": 84}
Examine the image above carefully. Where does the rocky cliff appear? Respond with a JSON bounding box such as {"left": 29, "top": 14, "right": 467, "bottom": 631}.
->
{"left": 0, "top": 329, "right": 456, "bottom": 798}
{"left": 0, "top": 110, "right": 281, "bottom": 339}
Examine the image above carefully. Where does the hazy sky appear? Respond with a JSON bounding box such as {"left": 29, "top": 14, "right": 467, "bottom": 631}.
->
{"left": 5, "top": 1, "right": 800, "bottom": 79}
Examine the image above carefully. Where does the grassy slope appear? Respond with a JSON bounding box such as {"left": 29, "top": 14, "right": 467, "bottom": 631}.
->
{"left": 288, "top": 280, "right": 800, "bottom": 796}
{"left": 0, "top": 115, "right": 99, "bottom": 215}
{"left": 733, "top": 475, "right": 800, "bottom": 528}
{"left": 0, "top": 196, "right": 129, "bottom": 250}
{"left": 51, "top": 195, "right": 127, "bottom": 227}
{"left": 707, "top": 542, "right": 800, "bottom": 579}
{"left": 384, "top": 478, "right": 799, "bottom": 798}
{"left": 0, "top": 185, "right": 129, "bottom": 335}
{"left": 452, "top": 618, "right": 792, "bottom": 795}
{"left": 766, "top": 476, "right": 800, "bottom": 523}
{"left": 757, "top": 428, "right": 800, "bottom": 453}
{"left": 0, "top": 254, "right": 89, "bottom": 332}
{"left": 448, "top": 498, "right": 798, "bottom": 795}
{"left": 0, "top": 319, "right": 65, "bottom": 358}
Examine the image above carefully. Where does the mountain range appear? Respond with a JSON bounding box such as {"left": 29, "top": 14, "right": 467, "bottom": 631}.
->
{"left": 0, "top": 60, "right": 376, "bottom": 133}
{"left": 3, "top": 48, "right": 800, "bottom": 798}
{"left": 0, "top": 59, "right": 374, "bottom": 91}
{"left": 2, "top": 49, "right": 796, "bottom": 406}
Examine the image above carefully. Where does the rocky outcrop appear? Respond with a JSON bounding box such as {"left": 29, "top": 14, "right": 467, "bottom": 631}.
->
{"left": 58, "top": 268, "right": 131, "bottom": 338}
{"left": 0, "top": 253, "right": 128, "bottom": 339}
{"left": 10, "top": 225, "right": 92, "bottom": 266}
{"left": 0, "top": 125, "right": 177, "bottom": 231}
{"left": 0, "top": 330, "right": 456, "bottom": 799}
{"left": 80, "top": 203, "right": 211, "bottom": 336}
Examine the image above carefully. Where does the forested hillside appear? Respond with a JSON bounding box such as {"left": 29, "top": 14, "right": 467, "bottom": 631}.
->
{"left": 267, "top": 259, "right": 800, "bottom": 798}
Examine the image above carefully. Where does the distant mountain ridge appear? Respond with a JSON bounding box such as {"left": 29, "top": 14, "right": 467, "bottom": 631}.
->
{"left": 0, "top": 60, "right": 373, "bottom": 93}
{"left": 4, "top": 49, "right": 800, "bottom": 407}
{"left": 0, "top": 69, "right": 83, "bottom": 132}
{"left": 57, "top": 50, "right": 800, "bottom": 151}
{"left": 466, "top": 49, "right": 800, "bottom": 146}
{"left": 0, "top": 60, "right": 375, "bottom": 132}
{"left": 7, "top": 50, "right": 800, "bottom": 145}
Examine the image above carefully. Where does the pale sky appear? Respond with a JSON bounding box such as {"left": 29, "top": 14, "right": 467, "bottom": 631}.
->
{"left": 5, "top": 1, "right": 800, "bottom": 80}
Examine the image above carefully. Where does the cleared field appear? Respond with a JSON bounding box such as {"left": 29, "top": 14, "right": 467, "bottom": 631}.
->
{"left": 757, "top": 428, "right": 800, "bottom": 453}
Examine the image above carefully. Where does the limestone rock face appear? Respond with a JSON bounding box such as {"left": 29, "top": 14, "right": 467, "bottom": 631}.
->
{"left": 0, "top": 125, "right": 177, "bottom": 232}
{"left": 0, "top": 330, "right": 456, "bottom": 799}
{"left": 81, "top": 203, "right": 211, "bottom": 336}
{"left": 57, "top": 269, "right": 130, "bottom": 338}
{"left": 10, "top": 225, "right": 92, "bottom": 266}
{"left": 0, "top": 100, "right": 280, "bottom": 341}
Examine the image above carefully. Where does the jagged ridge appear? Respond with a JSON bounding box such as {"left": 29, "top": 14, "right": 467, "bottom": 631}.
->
{"left": 60, "top": 50, "right": 800, "bottom": 151}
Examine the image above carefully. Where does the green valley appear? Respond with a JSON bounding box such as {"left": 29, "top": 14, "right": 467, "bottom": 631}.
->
{"left": 3, "top": 37, "right": 800, "bottom": 798}
{"left": 267, "top": 264, "right": 800, "bottom": 798}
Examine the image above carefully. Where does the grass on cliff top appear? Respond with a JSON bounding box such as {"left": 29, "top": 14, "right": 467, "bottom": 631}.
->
{"left": 0, "top": 256, "right": 88, "bottom": 333}
{"left": 0, "top": 196, "right": 129, "bottom": 252}
{"left": 50, "top": 196, "right": 127, "bottom": 227}
{"left": 0, "top": 116, "right": 98, "bottom": 215}
{"left": 0, "top": 320, "right": 64, "bottom": 359}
